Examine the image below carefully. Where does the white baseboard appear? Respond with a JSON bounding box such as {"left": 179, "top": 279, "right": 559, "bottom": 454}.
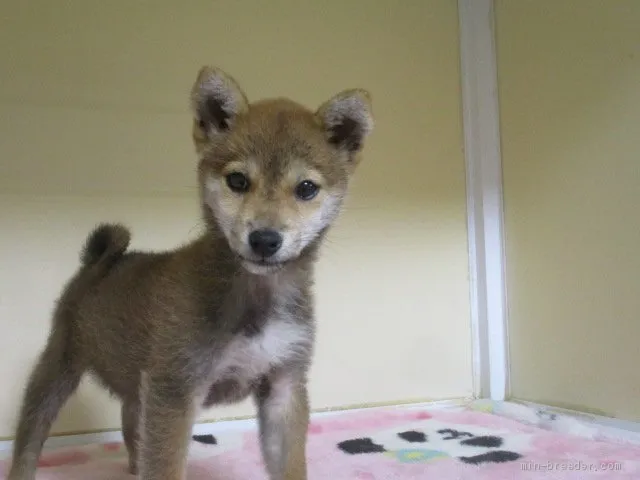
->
{"left": 0, "top": 398, "right": 467, "bottom": 454}
{"left": 514, "top": 400, "right": 640, "bottom": 434}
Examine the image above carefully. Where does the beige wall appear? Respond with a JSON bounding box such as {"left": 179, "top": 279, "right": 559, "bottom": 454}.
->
{"left": 0, "top": 1, "right": 472, "bottom": 437}
{"left": 497, "top": 0, "right": 640, "bottom": 420}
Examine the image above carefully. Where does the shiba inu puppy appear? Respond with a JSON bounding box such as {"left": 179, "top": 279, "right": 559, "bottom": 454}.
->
{"left": 7, "top": 66, "right": 373, "bottom": 480}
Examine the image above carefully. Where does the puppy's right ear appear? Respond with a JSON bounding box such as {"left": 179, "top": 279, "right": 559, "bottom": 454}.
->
{"left": 316, "top": 89, "right": 373, "bottom": 156}
{"left": 190, "top": 66, "right": 248, "bottom": 143}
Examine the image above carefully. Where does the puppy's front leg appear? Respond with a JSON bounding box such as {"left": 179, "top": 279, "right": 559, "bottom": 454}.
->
{"left": 255, "top": 371, "right": 310, "bottom": 480}
{"left": 138, "top": 373, "right": 196, "bottom": 480}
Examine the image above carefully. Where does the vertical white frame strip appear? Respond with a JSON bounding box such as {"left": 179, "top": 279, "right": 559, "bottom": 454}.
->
{"left": 458, "top": 0, "right": 509, "bottom": 401}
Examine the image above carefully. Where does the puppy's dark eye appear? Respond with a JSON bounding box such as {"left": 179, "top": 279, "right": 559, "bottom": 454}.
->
{"left": 226, "top": 172, "right": 250, "bottom": 193}
{"left": 295, "top": 180, "right": 320, "bottom": 201}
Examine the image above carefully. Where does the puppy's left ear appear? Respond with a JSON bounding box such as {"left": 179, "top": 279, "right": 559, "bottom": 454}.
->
{"left": 316, "top": 89, "right": 374, "bottom": 155}
{"left": 190, "top": 66, "right": 248, "bottom": 149}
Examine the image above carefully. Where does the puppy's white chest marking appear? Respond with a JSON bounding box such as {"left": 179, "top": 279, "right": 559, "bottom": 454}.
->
{"left": 213, "top": 320, "right": 311, "bottom": 384}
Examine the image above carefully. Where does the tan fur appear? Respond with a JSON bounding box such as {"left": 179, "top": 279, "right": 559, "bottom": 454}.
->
{"left": 7, "top": 66, "right": 373, "bottom": 480}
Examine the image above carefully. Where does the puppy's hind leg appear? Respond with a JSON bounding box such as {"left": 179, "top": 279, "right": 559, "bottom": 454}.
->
{"left": 122, "top": 398, "right": 141, "bottom": 475}
{"left": 7, "top": 326, "right": 83, "bottom": 480}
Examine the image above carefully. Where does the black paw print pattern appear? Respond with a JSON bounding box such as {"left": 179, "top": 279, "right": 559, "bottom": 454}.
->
{"left": 337, "top": 427, "right": 523, "bottom": 465}
{"left": 192, "top": 434, "right": 218, "bottom": 445}
{"left": 436, "top": 429, "right": 521, "bottom": 464}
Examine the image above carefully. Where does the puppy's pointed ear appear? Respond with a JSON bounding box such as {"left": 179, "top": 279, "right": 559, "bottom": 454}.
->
{"left": 190, "top": 66, "right": 248, "bottom": 139}
{"left": 316, "top": 89, "right": 373, "bottom": 154}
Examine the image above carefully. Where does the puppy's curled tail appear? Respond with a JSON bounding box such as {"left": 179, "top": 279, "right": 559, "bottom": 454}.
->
{"left": 80, "top": 223, "right": 131, "bottom": 267}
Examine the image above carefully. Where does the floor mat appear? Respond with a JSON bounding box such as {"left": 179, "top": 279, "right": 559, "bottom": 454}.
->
{"left": 2, "top": 405, "right": 639, "bottom": 479}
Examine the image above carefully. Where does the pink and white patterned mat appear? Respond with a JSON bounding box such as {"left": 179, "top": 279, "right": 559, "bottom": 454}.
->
{"left": 2, "top": 405, "right": 639, "bottom": 479}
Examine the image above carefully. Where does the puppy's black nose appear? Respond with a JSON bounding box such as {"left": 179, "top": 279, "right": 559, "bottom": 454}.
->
{"left": 249, "top": 229, "right": 283, "bottom": 257}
